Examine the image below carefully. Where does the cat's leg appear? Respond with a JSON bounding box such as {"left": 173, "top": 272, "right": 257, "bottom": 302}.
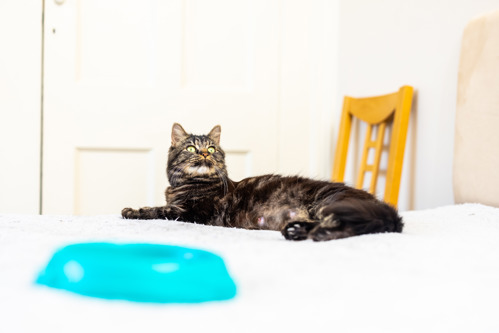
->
{"left": 263, "top": 207, "right": 316, "bottom": 240}
{"left": 308, "top": 196, "right": 403, "bottom": 241}
{"left": 307, "top": 209, "right": 353, "bottom": 241}
{"left": 281, "top": 215, "right": 350, "bottom": 241}
{"left": 281, "top": 204, "right": 349, "bottom": 241}
{"left": 121, "top": 206, "right": 168, "bottom": 220}
{"left": 308, "top": 223, "right": 355, "bottom": 241}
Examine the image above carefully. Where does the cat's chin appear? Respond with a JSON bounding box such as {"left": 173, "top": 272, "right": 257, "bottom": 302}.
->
{"left": 187, "top": 165, "right": 213, "bottom": 175}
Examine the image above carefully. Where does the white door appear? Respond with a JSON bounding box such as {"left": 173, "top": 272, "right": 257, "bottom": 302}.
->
{"left": 43, "top": 0, "right": 282, "bottom": 215}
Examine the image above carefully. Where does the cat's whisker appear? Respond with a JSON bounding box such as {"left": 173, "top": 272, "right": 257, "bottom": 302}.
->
{"left": 214, "top": 166, "right": 229, "bottom": 195}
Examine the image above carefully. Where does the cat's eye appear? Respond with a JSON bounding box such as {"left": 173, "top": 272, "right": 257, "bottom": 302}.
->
{"left": 186, "top": 146, "right": 196, "bottom": 153}
{"left": 207, "top": 147, "right": 216, "bottom": 154}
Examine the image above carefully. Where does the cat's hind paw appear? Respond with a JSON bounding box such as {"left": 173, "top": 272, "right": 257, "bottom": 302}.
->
{"left": 309, "top": 227, "right": 354, "bottom": 242}
{"left": 281, "top": 221, "right": 318, "bottom": 241}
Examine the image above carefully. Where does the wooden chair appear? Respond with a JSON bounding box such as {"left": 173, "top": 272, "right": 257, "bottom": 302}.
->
{"left": 332, "top": 86, "right": 413, "bottom": 207}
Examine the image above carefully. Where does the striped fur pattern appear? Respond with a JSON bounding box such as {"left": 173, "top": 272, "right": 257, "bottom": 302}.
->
{"left": 122, "top": 123, "right": 403, "bottom": 241}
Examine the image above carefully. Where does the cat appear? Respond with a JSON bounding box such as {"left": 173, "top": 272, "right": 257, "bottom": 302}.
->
{"left": 122, "top": 123, "right": 403, "bottom": 241}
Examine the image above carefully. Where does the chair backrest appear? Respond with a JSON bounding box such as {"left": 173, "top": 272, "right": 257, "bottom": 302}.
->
{"left": 332, "top": 86, "right": 413, "bottom": 207}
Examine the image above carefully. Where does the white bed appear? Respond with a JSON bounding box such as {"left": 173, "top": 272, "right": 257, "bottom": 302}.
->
{"left": 1, "top": 203, "right": 499, "bottom": 333}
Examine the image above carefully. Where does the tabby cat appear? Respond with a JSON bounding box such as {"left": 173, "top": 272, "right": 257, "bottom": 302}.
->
{"left": 122, "top": 123, "right": 403, "bottom": 241}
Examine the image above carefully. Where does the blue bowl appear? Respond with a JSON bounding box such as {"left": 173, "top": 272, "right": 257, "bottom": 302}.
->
{"left": 36, "top": 242, "right": 237, "bottom": 303}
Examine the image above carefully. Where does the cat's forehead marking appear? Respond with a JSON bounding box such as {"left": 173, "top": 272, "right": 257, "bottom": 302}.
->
{"left": 187, "top": 135, "right": 214, "bottom": 147}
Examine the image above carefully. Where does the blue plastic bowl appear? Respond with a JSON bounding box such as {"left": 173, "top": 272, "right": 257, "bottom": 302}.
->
{"left": 36, "top": 242, "right": 237, "bottom": 303}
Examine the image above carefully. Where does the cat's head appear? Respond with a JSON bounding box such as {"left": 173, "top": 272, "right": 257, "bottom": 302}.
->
{"left": 167, "top": 123, "right": 228, "bottom": 186}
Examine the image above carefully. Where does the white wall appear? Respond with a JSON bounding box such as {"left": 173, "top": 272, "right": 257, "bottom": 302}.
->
{"left": 0, "top": 2, "right": 42, "bottom": 214}
{"left": 336, "top": 0, "right": 499, "bottom": 211}
{"left": 278, "top": 0, "right": 339, "bottom": 179}
{"left": 2, "top": 1, "right": 499, "bottom": 214}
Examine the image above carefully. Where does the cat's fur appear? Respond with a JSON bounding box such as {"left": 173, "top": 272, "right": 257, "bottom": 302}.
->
{"left": 122, "top": 123, "right": 403, "bottom": 241}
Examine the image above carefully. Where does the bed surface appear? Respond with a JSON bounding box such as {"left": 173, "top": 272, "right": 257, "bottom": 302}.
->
{"left": 1, "top": 204, "right": 498, "bottom": 333}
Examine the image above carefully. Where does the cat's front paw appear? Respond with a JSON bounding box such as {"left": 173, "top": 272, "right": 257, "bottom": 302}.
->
{"left": 121, "top": 207, "right": 139, "bottom": 219}
{"left": 281, "top": 221, "right": 318, "bottom": 241}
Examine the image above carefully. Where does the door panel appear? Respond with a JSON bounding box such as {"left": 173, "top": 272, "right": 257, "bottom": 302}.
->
{"left": 183, "top": 0, "right": 254, "bottom": 90}
{"left": 74, "top": 148, "right": 155, "bottom": 215}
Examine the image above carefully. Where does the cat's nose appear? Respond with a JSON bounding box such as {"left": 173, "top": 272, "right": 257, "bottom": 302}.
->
{"left": 201, "top": 152, "right": 209, "bottom": 158}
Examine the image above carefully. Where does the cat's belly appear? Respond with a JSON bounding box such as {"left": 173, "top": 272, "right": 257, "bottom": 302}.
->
{"left": 221, "top": 203, "right": 310, "bottom": 230}
{"left": 221, "top": 175, "right": 316, "bottom": 230}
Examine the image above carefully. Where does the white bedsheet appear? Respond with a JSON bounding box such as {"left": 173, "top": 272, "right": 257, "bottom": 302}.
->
{"left": 1, "top": 204, "right": 498, "bottom": 333}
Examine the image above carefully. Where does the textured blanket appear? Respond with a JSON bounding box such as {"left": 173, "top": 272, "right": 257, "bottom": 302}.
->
{"left": 1, "top": 204, "right": 498, "bottom": 332}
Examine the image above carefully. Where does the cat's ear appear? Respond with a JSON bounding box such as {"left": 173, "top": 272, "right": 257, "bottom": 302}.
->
{"left": 171, "top": 123, "right": 189, "bottom": 146}
{"left": 208, "top": 125, "right": 221, "bottom": 145}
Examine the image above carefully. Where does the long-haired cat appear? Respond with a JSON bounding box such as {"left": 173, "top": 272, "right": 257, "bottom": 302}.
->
{"left": 122, "top": 123, "right": 403, "bottom": 241}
